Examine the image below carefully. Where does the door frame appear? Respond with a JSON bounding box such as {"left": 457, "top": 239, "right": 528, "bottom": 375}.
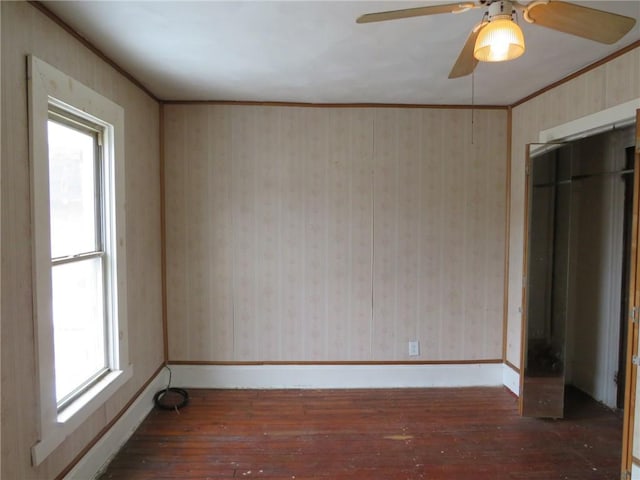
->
{"left": 621, "top": 108, "right": 640, "bottom": 477}
{"left": 517, "top": 101, "right": 640, "bottom": 475}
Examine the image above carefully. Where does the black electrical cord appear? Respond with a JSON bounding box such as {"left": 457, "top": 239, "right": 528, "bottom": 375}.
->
{"left": 154, "top": 366, "right": 189, "bottom": 411}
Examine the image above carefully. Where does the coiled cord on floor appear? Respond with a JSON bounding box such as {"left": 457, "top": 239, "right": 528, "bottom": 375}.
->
{"left": 154, "top": 366, "right": 189, "bottom": 411}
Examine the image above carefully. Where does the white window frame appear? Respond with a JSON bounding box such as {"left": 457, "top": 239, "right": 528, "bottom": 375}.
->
{"left": 28, "top": 56, "right": 132, "bottom": 466}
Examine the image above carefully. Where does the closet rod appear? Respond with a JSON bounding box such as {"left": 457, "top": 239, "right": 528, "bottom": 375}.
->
{"left": 533, "top": 168, "right": 634, "bottom": 188}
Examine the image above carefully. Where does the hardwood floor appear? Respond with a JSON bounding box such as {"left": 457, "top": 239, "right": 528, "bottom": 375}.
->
{"left": 99, "top": 386, "right": 622, "bottom": 479}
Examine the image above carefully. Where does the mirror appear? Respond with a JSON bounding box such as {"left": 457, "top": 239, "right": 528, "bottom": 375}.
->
{"left": 521, "top": 143, "right": 573, "bottom": 418}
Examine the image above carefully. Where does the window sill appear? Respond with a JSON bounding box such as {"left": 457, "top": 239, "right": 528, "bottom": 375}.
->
{"left": 31, "top": 365, "right": 133, "bottom": 466}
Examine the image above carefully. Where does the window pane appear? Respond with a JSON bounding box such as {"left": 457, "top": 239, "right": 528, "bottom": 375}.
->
{"left": 52, "top": 258, "right": 107, "bottom": 403}
{"left": 48, "top": 120, "right": 98, "bottom": 258}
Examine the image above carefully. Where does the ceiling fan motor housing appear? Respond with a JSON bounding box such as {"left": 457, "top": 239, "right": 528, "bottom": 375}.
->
{"left": 488, "top": 0, "right": 516, "bottom": 21}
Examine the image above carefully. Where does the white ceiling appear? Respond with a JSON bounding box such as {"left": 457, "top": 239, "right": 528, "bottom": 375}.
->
{"left": 44, "top": 1, "right": 640, "bottom": 105}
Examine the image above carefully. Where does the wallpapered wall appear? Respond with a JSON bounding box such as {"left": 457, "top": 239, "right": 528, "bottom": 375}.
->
{"left": 164, "top": 105, "right": 508, "bottom": 362}
{"left": 1, "top": 2, "right": 164, "bottom": 478}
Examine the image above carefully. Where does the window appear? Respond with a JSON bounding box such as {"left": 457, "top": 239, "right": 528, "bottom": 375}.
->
{"left": 29, "top": 56, "right": 131, "bottom": 465}
{"left": 48, "top": 110, "right": 111, "bottom": 410}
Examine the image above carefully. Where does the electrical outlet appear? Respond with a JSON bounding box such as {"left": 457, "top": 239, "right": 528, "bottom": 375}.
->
{"left": 408, "top": 340, "right": 420, "bottom": 357}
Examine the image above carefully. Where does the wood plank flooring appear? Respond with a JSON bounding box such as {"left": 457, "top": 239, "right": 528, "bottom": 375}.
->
{"left": 99, "top": 387, "right": 622, "bottom": 479}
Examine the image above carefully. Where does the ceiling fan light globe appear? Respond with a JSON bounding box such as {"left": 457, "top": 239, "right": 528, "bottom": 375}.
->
{"left": 474, "top": 18, "right": 525, "bottom": 62}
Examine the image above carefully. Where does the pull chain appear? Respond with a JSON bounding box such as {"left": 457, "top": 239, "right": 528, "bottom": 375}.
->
{"left": 471, "top": 70, "right": 475, "bottom": 145}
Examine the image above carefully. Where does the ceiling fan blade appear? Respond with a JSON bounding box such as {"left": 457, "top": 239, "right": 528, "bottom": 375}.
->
{"left": 526, "top": 1, "right": 636, "bottom": 44}
{"left": 356, "top": 2, "right": 476, "bottom": 24}
{"left": 448, "top": 26, "right": 481, "bottom": 79}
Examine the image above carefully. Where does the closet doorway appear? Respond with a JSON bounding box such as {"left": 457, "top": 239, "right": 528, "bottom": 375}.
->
{"left": 521, "top": 125, "right": 637, "bottom": 418}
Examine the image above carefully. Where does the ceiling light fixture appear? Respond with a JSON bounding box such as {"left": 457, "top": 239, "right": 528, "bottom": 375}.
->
{"left": 474, "top": 1, "right": 525, "bottom": 62}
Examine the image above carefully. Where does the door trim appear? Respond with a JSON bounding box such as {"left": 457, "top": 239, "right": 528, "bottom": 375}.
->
{"left": 621, "top": 109, "right": 640, "bottom": 475}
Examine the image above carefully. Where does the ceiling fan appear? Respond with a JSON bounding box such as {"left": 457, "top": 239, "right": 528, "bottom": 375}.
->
{"left": 356, "top": 1, "right": 637, "bottom": 79}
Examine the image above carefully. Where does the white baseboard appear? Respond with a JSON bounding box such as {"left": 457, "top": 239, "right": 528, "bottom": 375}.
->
{"left": 64, "top": 368, "right": 169, "bottom": 480}
{"left": 169, "top": 362, "right": 504, "bottom": 389}
{"left": 502, "top": 364, "right": 520, "bottom": 396}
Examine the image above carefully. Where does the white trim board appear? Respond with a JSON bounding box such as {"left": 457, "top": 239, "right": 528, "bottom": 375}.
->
{"left": 63, "top": 368, "right": 169, "bottom": 480}
{"left": 502, "top": 364, "right": 520, "bottom": 396}
{"left": 168, "top": 363, "right": 504, "bottom": 389}
{"left": 538, "top": 98, "right": 640, "bottom": 144}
